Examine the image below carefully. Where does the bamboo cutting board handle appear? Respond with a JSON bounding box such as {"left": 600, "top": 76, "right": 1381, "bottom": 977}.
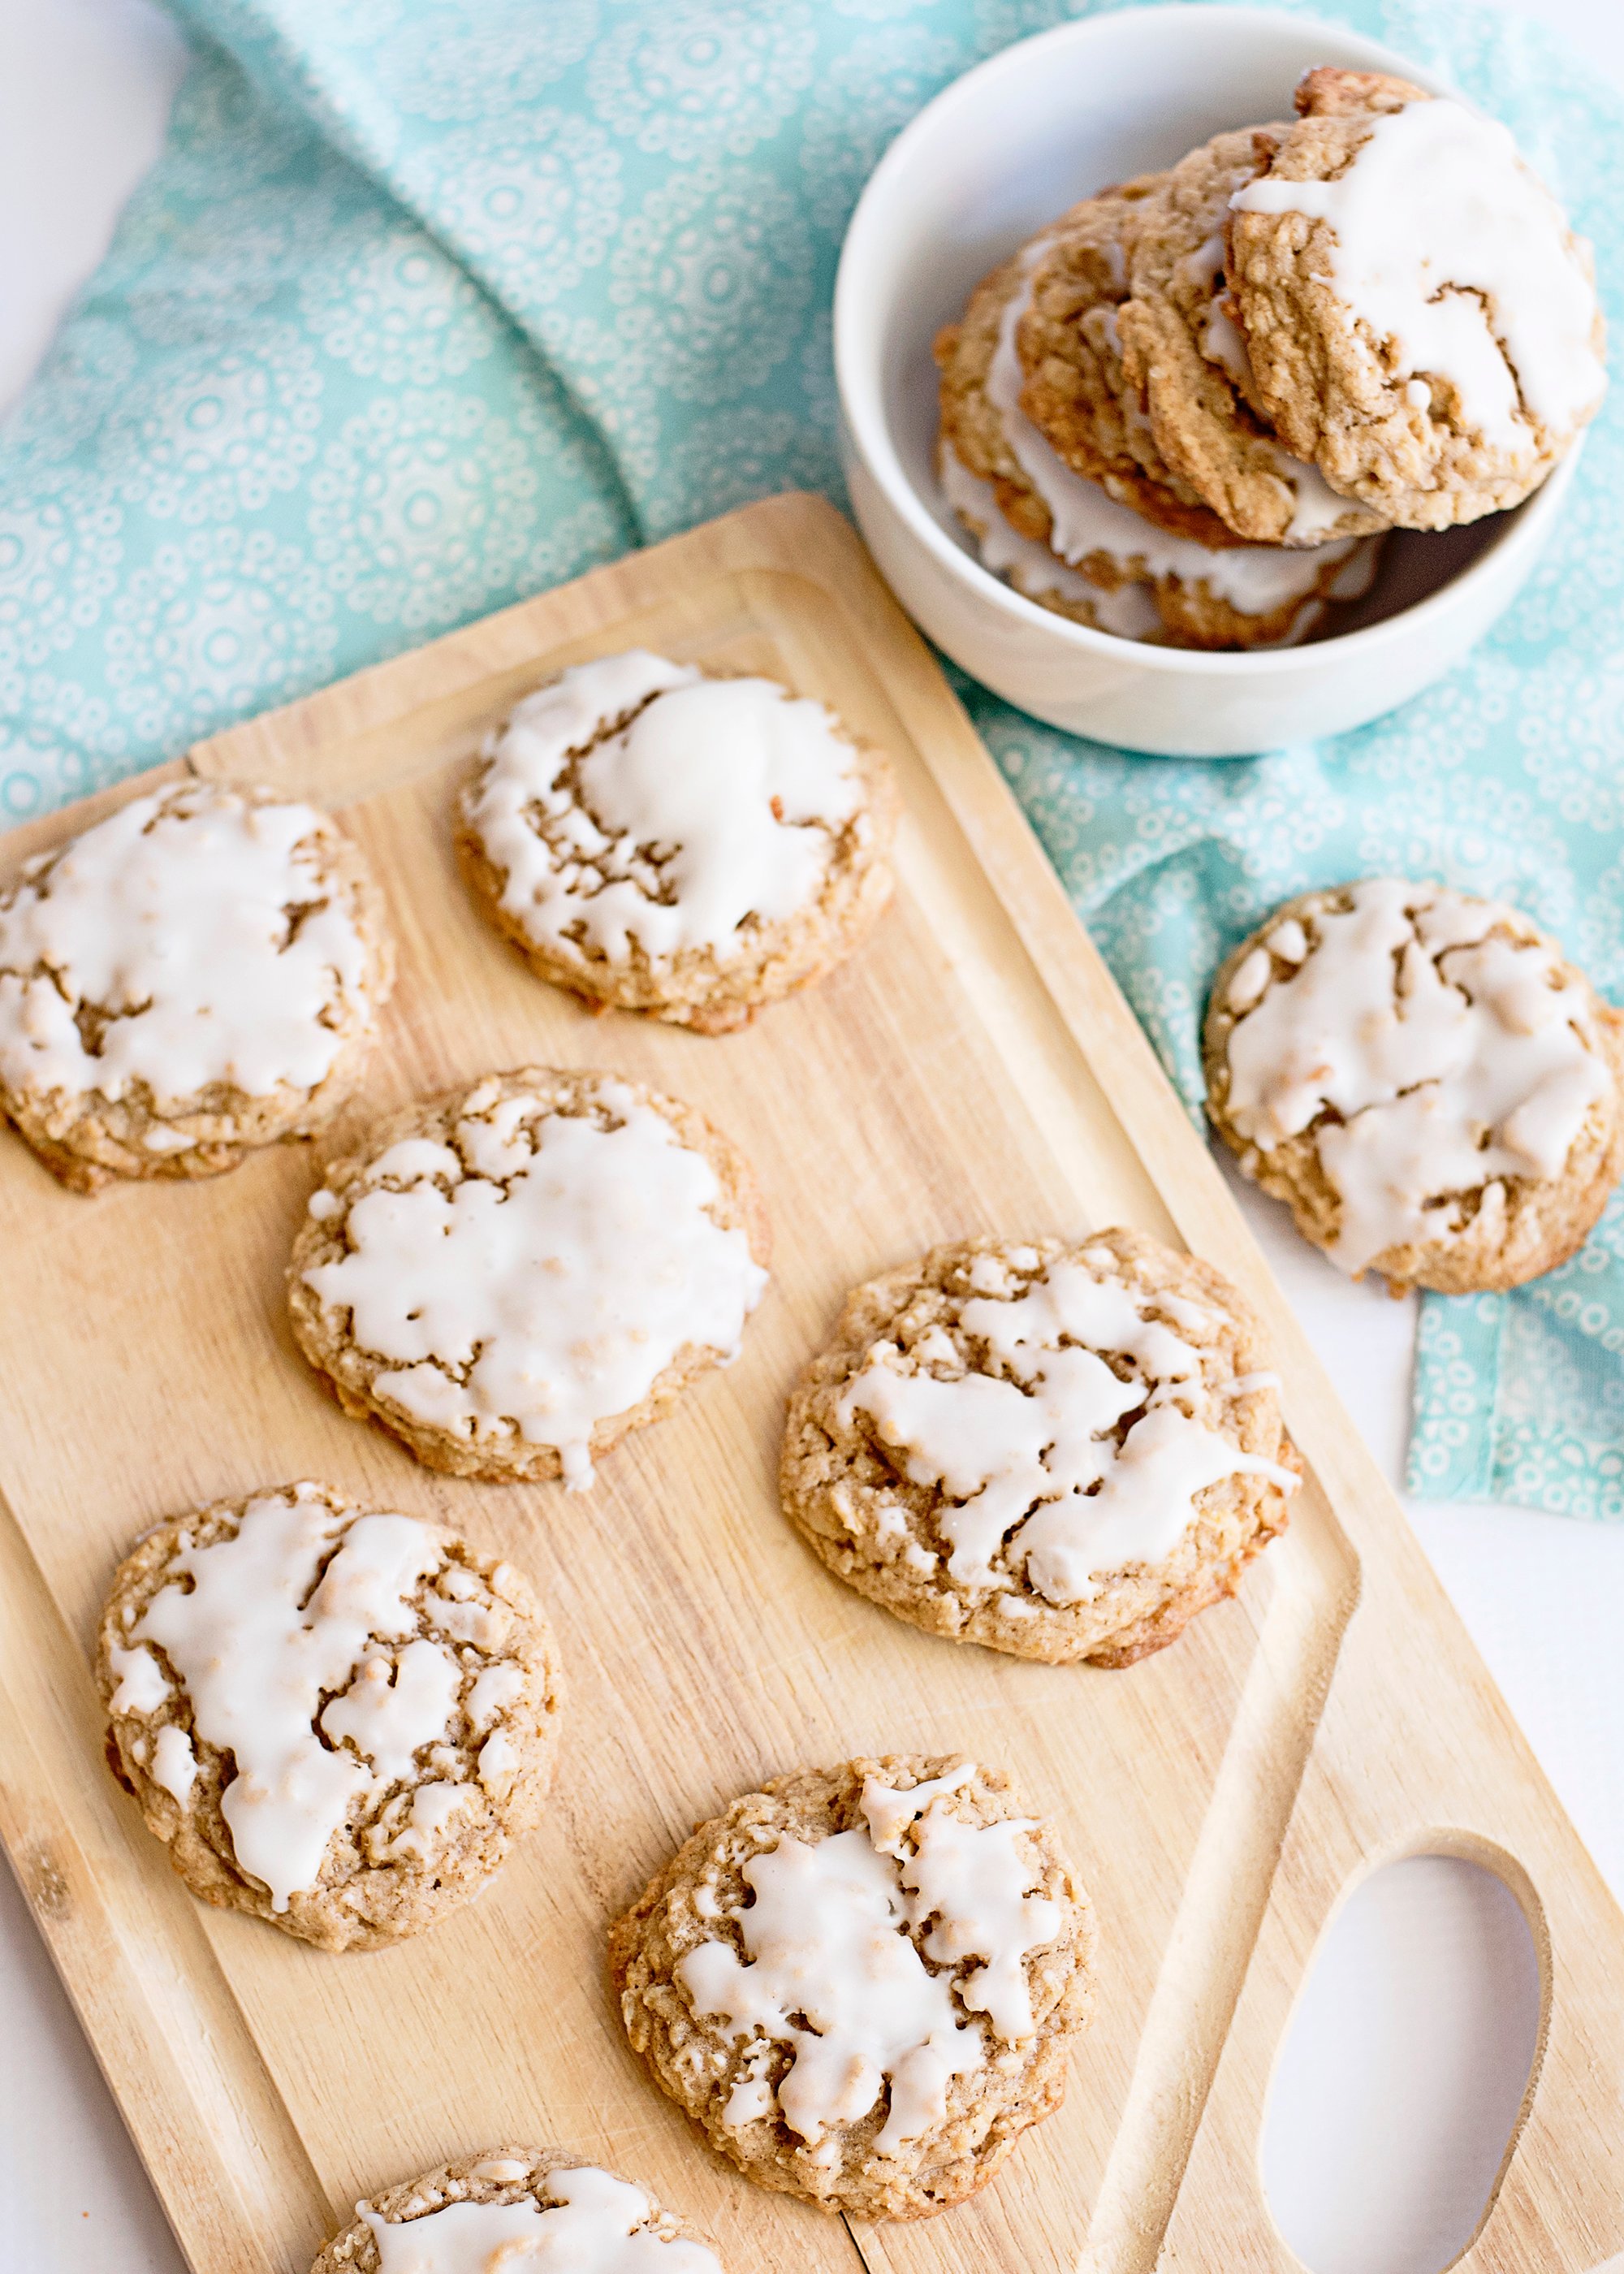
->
{"left": 1150, "top": 1485, "right": 1624, "bottom": 2273}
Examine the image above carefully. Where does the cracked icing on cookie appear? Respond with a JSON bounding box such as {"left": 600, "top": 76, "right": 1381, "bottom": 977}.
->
{"left": 861, "top": 1768, "right": 1060, "bottom": 2043}
{"left": 0, "top": 782, "right": 374, "bottom": 1107}
{"left": 300, "top": 1077, "right": 767, "bottom": 1488}
{"left": 127, "top": 1485, "right": 503, "bottom": 1910}
{"left": 1232, "top": 97, "right": 1605, "bottom": 457}
{"left": 464, "top": 651, "right": 864, "bottom": 972}
{"left": 983, "top": 248, "right": 1367, "bottom": 615}
{"left": 358, "top": 2166, "right": 721, "bottom": 2273}
{"left": 1220, "top": 879, "right": 1612, "bottom": 1273}
{"left": 677, "top": 1766, "right": 1056, "bottom": 2153}
{"left": 836, "top": 1259, "right": 1297, "bottom": 1605}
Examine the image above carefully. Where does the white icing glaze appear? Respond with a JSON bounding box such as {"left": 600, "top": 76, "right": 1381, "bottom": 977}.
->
{"left": 0, "top": 783, "right": 374, "bottom": 1109}
{"left": 132, "top": 1486, "right": 464, "bottom": 1909}
{"left": 1221, "top": 879, "right": 1612, "bottom": 1272}
{"left": 467, "top": 1661, "right": 525, "bottom": 1731}
{"left": 1232, "top": 97, "right": 1605, "bottom": 454}
{"left": 679, "top": 1768, "right": 1055, "bottom": 2153}
{"left": 151, "top": 1724, "right": 197, "bottom": 1805}
{"left": 302, "top": 1079, "right": 766, "bottom": 1489}
{"left": 359, "top": 2165, "right": 720, "bottom": 2272}
{"left": 476, "top": 1729, "right": 520, "bottom": 1796}
{"left": 467, "top": 651, "right": 862, "bottom": 972}
{"left": 369, "top": 1780, "right": 481, "bottom": 1864}
{"left": 860, "top": 1770, "right": 1060, "bottom": 2042}
{"left": 319, "top": 1641, "right": 462, "bottom": 1784}
{"left": 839, "top": 1260, "right": 1296, "bottom": 1603}
{"left": 109, "top": 1642, "right": 170, "bottom": 1717}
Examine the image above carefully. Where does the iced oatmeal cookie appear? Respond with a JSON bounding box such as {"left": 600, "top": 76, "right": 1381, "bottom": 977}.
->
{"left": 937, "top": 219, "right": 1242, "bottom": 551}
{"left": 310, "top": 2146, "right": 723, "bottom": 2272}
{"left": 608, "top": 1754, "right": 1094, "bottom": 2220}
{"left": 1006, "top": 175, "right": 1239, "bottom": 537}
{"left": 1203, "top": 879, "right": 1624, "bottom": 1291}
{"left": 781, "top": 1230, "right": 1298, "bottom": 1667}
{"left": 937, "top": 244, "right": 1380, "bottom": 646}
{"left": 97, "top": 1482, "right": 562, "bottom": 1952}
{"left": 288, "top": 1068, "right": 770, "bottom": 1487}
{"left": 1228, "top": 69, "right": 1607, "bottom": 527}
{"left": 0, "top": 779, "right": 393, "bottom": 1193}
{"left": 458, "top": 653, "right": 898, "bottom": 1035}
{"left": 1115, "top": 125, "right": 1390, "bottom": 546}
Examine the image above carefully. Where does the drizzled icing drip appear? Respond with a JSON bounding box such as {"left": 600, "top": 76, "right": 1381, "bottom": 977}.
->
{"left": 357, "top": 2165, "right": 721, "bottom": 2272}
{"left": 676, "top": 1768, "right": 1057, "bottom": 2155}
{"left": 1232, "top": 97, "right": 1605, "bottom": 453}
{"left": 838, "top": 1259, "right": 1295, "bottom": 1604}
{"left": 1222, "top": 880, "right": 1612, "bottom": 1271}
{"left": 466, "top": 651, "right": 863, "bottom": 971}
{"left": 0, "top": 782, "right": 374, "bottom": 1107}
{"left": 301, "top": 1078, "right": 766, "bottom": 1489}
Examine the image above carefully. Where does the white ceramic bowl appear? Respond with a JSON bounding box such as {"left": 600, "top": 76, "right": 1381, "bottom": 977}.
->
{"left": 834, "top": 3, "right": 1580, "bottom": 759}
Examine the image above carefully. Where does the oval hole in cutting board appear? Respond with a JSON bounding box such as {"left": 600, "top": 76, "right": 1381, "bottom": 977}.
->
{"left": 1260, "top": 1855, "right": 1540, "bottom": 2274}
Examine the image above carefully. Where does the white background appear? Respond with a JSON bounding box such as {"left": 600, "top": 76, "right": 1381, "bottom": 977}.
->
{"left": 4, "top": 3, "right": 1624, "bottom": 2270}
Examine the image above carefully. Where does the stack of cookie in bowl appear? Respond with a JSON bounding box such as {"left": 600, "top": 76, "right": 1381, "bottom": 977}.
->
{"left": 936, "top": 66, "right": 1605, "bottom": 650}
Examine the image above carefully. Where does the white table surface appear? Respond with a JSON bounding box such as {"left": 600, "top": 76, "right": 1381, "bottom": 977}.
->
{"left": 5, "top": 4, "right": 1624, "bottom": 2271}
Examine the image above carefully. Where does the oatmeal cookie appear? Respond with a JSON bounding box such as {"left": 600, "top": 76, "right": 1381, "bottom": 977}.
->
{"left": 608, "top": 1754, "right": 1094, "bottom": 2220}
{"left": 1228, "top": 69, "right": 1607, "bottom": 527}
{"left": 1203, "top": 879, "right": 1624, "bottom": 1291}
{"left": 938, "top": 218, "right": 1239, "bottom": 548}
{"left": 97, "top": 1482, "right": 562, "bottom": 1952}
{"left": 0, "top": 778, "right": 394, "bottom": 1193}
{"left": 288, "top": 1067, "right": 770, "bottom": 1488}
{"left": 1011, "top": 176, "right": 1242, "bottom": 536}
{"left": 310, "top": 2145, "right": 723, "bottom": 2272}
{"left": 1116, "top": 125, "right": 1390, "bottom": 545}
{"left": 457, "top": 654, "right": 899, "bottom": 1035}
{"left": 781, "top": 1230, "right": 1298, "bottom": 1666}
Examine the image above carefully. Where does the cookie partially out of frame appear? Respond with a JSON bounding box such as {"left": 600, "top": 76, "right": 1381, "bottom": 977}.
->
{"left": 456, "top": 651, "right": 898, "bottom": 1035}
{"left": 288, "top": 1066, "right": 771, "bottom": 1489}
{"left": 608, "top": 1754, "right": 1094, "bottom": 2221}
{"left": 310, "top": 2145, "right": 724, "bottom": 2272}
{"left": 1203, "top": 877, "right": 1624, "bottom": 1292}
{"left": 97, "top": 1481, "right": 562, "bottom": 1952}
{"left": 781, "top": 1230, "right": 1298, "bottom": 1666}
{"left": 0, "top": 777, "right": 393, "bottom": 1193}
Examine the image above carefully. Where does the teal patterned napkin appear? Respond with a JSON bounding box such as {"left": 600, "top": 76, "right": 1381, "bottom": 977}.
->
{"left": 3, "top": 0, "right": 1623, "bottom": 1514}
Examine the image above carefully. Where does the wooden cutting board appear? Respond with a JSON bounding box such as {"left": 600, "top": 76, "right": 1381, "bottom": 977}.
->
{"left": 1, "top": 494, "right": 1621, "bottom": 2274}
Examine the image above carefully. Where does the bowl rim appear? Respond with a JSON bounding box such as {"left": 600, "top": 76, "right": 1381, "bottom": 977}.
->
{"left": 832, "top": 2, "right": 1579, "bottom": 679}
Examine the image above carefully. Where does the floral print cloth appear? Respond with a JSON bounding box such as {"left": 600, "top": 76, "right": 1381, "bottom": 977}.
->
{"left": 2, "top": 0, "right": 1622, "bottom": 1511}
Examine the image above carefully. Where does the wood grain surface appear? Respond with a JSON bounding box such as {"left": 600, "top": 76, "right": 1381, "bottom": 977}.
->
{"left": 0, "top": 495, "right": 1619, "bottom": 2274}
